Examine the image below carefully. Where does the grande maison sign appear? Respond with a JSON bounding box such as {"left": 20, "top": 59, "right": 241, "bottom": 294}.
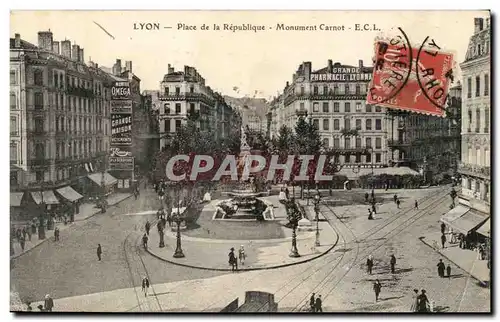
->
{"left": 311, "top": 68, "right": 372, "bottom": 82}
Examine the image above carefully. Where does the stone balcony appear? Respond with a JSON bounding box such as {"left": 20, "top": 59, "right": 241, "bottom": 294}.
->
{"left": 458, "top": 162, "right": 490, "bottom": 180}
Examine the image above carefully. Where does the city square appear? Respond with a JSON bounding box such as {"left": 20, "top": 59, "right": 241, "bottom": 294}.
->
{"left": 9, "top": 10, "right": 491, "bottom": 313}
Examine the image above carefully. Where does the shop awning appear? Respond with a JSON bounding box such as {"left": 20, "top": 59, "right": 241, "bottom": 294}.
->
{"left": 31, "top": 191, "right": 60, "bottom": 205}
{"left": 10, "top": 192, "right": 24, "bottom": 207}
{"left": 440, "top": 205, "right": 470, "bottom": 226}
{"left": 476, "top": 218, "right": 490, "bottom": 237}
{"left": 338, "top": 166, "right": 420, "bottom": 180}
{"left": 444, "top": 209, "right": 489, "bottom": 235}
{"left": 87, "top": 172, "right": 118, "bottom": 186}
{"left": 56, "top": 186, "right": 83, "bottom": 202}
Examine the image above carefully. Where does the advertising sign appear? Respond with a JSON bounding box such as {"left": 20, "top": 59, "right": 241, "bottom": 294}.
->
{"left": 109, "top": 156, "right": 135, "bottom": 170}
{"left": 311, "top": 67, "right": 372, "bottom": 82}
{"left": 111, "top": 100, "right": 132, "bottom": 114}
{"left": 111, "top": 81, "right": 131, "bottom": 100}
{"left": 111, "top": 114, "right": 132, "bottom": 145}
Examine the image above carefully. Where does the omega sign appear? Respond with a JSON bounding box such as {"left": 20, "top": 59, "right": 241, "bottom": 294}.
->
{"left": 311, "top": 68, "right": 372, "bottom": 82}
{"left": 111, "top": 81, "right": 131, "bottom": 99}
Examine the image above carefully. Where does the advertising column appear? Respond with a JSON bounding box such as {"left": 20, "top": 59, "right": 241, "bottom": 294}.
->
{"left": 110, "top": 81, "right": 134, "bottom": 191}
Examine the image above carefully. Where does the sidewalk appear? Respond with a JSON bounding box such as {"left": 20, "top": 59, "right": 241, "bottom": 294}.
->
{"left": 146, "top": 203, "right": 338, "bottom": 271}
{"left": 10, "top": 192, "right": 132, "bottom": 260}
{"left": 419, "top": 232, "right": 490, "bottom": 285}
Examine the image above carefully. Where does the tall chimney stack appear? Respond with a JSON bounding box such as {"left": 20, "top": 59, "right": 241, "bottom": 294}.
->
{"left": 61, "top": 40, "right": 71, "bottom": 58}
{"left": 113, "top": 59, "right": 122, "bottom": 76}
{"left": 328, "top": 59, "right": 333, "bottom": 72}
{"left": 72, "top": 44, "right": 80, "bottom": 62}
{"left": 359, "top": 59, "right": 363, "bottom": 68}
{"left": 14, "top": 33, "right": 21, "bottom": 48}
{"left": 37, "top": 30, "right": 53, "bottom": 51}
{"left": 52, "top": 41, "right": 60, "bottom": 54}
{"left": 125, "top": 61, "right": 133, "bottom": 73}
{"left": 79, "top": 48, "right": 84, "bottom": 63}
{"left": 167, "top": 64, "right": 174, "bottom": 74}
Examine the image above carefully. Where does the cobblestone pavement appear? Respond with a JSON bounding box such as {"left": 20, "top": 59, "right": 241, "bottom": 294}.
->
{"left": 10, "top": 188, "right": 224, "bottom": 305}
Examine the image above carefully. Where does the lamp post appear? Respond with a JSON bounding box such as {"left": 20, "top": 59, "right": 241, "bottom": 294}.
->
{"left": 288, "top": 199, "right": 301, "bottom": 258}
{"left": 100, "top": 155, "right": 108, "bottom": 214}
{"left": 314, "top": 193, "right": 321, "bottom": 247}
{"left": 158, "top": 220, "right": 165, "bottom": 248}
{"left": 173, "top": 184, "right": 185, "bottom": 258}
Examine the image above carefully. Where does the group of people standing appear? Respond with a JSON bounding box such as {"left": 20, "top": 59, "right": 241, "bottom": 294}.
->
{"left": 228, "top": 246, "right": 246, "bottom": 271}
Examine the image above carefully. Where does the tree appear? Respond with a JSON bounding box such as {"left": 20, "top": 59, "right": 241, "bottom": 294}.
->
{"left": 294, "top": 117, "right": 322, "bottom": 198}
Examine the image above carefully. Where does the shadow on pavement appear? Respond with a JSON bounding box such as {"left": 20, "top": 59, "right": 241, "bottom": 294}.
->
{"left": 433, "top": 305, "right": 450, "bottom": 312}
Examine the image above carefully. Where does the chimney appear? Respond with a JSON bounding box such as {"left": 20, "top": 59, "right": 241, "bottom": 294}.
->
{"left": 304, "top": 62, "right": 312, "bottom": 80}
{"left": 125, "top": 61, "right": 133, "bottom": 73}
{"left": 37, "top": 30, "right": 53, "bottom": 51}
{"left": 113, "top": 59, "right": 122, "bottom": 76}
{"left": 167, "top": 64, "right": 174, "bottom": 74}
{"left": 89, "top": 61, "right": 95, "bottom": 68}
{"left": 184, "top": 65, "right": 190, "bottom": 76}
{"left": 286, "top": 81, "right": 289, "bottom": 88}
{"left": 14, "top": 33, "right": 21, "bottom": 48}
{"left": 474, "top": 18, "right": 484, "bottom": 34}
{"left": 52, "top": 41, "right": 60, "bottom": 54}
{"left": 79, "top": 48, "right": 84, "bottom": 63}
{"left": 72, "top": 44, "right": 80, "bottom": 62}
{"left": 359, "top": 59, "right": 363, "bottom": 68}
{"left": 328, "top": 59, "right": 333, "bottom": 72}
{"left": 61, "top": 40, "right": 71, "bottom": 58}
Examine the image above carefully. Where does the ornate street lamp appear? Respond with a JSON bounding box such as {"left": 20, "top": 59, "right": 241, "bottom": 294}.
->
{"left": 173, "top": 185, "right": 185, "bottom": 258}
{"left": 314, "top": 193, "right": 321, "bottom": 247}
{"left": 288, "top": 199, "right": 301, "bottom": 258}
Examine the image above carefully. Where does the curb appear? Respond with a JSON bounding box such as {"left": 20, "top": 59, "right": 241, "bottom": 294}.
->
{"left": 418, "top": 236, "right": 489, "bottom": 286}
{"left": 145, "top": 207, "right": 339, "bottom": 272}
{"left": 10, "top": 193, "right": 134, "bottom": 261}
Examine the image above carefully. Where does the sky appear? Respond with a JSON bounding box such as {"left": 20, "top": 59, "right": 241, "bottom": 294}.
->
{"left": 10, "top": 10, "right": 489, "bottom": 100}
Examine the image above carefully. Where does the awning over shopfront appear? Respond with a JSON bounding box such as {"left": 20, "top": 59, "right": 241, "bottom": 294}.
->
{"left": 441, "top": 206, "right": 489, "bottom": 235}
{"left": 31, "top": 191, "right": 60, "bottom": 205}
{"left": 87, "top": 172, "right": 118, "bottom": 187}
{"left": 10, "top": 192, "right": 24, "bottom": 207}
{"left": 440, "top": 205, "right": 469, "bottom": 226}
{"left": 338, "top": 166, "right": 420, "bottom": 180}
{"left": 477, "top": 218, "right": 490, "bottom": 238}
{"left": 56, "top": 186, "right": 84, "bottom": 202}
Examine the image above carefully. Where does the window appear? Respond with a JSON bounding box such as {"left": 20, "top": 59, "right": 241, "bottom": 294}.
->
{"left": 300, "top": 86, "right": 305, "bottom": 95}
{"left": 175, "top": 119, "right": 182, "bottom": 130}
{"left": 322, "top": 138, "right": 329, "bottom": 147}
{"left": 366, "top": 153, "right": 372, "bottom": 163}
{"left": 60, "top": 95, "right": 64, "bottom": 110}
{"left": 190, "top": 103, "right": 195, "bottom": 114}
{"left": 356, "top": 102, "right": 362, "bottom": 112}
{"left": 10, "top": 71, "right": 16, "bottom": 85}
{"left": 164, "top": 103, "right": 170, "bottom": 114}
{"left": 345, "top": 154, "right": 351, "bottom": 163}
{"left": 355, "top": 85, "right": 361, "bottom": 95}
{"left": 484, "top": 74, "right": 489, "bottom": 96}
{"left": 468, "top": 109, "right": 472, "bottom": 130}
{"left": 34, "top": 92, "right": 43, "bottom": 109}
{"left": 333, "top": 119, "right": 340, "bottom": 130}
{"left": 366, "top": 105, "right": 372, "bottom": 113}
{"left": 35, "top": 143, "right": 45, "bottom": 159}
{"left": 344, "top": 118, "right": 350, "bottom": 130}
{"left": 333, "top": 102, "right": 340, "bottom": 112}
{"left": 366, "top": 137, "right": 372, "bottom": 148}
{"left": 164, "top": 87, "right": 169, "bottom": 95}
{"left": 375, "top": 138, "right": 382, "bottom": 149}
{"left": 323, "top": 85, "right": 328, "bottom": 95}
{"left": 313, "top": 102, "right": 319, "bottom": 112}
{"left": 299, "top": 102, "right": 305, "bottom": 111}
{"left": 175, "top": 103, "right": 181, "bottom": 114}
{"left": 175, "top": 87, "right": 180, "bottom": 95}
{"left": 476, "top": 109, "right": 481, "bottom": 132}
{"left": 333, "top": 85, "right": 338, "bottom": 95}
{"left": 190, "top": 86, "right": 194, "bottom": 93}
{"left": 322, "top": 102, "right": 329, "bottom": 113}
{"left": 344, "top": 102, "right": 351, "bottom": 113}
{"left": 10, "top": 93, "right": 16, "bottom": 109}
{"left": 55, "top": 94, "right": 59, "bottom": 109}
{"left": 355, "top": 137, "right": 361, "bottom": 148}
{"left": 10, "top": 117, "right": 17, "bottom": 135}
{"left": 34, "top": 118, "right": 44, "bottom": 133}
{"left": 484, "top": 109, "right": 489, "bottom": 132}
{"left": 375, "top": 119, "right": 382, "bottom": 130}
{"left": 55, "top": 118, "right": 59, "bottom": 132}
{"left": 355, "top": 119, "right": 362, "bottom": 130}
{"left": 366, "top": 119, "right": 372, "bottom": 130}
{"left": 355, "top": 154, "right": 361, "bottom": 163}
{"left": 36, "top": 171, "right": 44, "bottom": 182}
{"left": 53, "top": 72, "right": 58, "bottom": 87}
{"left": 60, "top": 74, "right": 64, "bottom": 88}
{"left": 10, "top": 170, "right": 18, "bottom": 187}
{"left": 313, "top": 119, "right": 319, "bottom": 129}
{"left": 467, "top": 77, "right": 472, "bottom": 98}
{"left": 375, "top": 153, "right": 381, "bottom": 163}
{"left": 475, "top": 76, "right": 480, "bottom": 97}
{"left": 344, "top": 84, "right": 350, "bottom": 94}
{"left": 323, "top": 119, "right": 329, "bottom": 131}
{"left": 476, "top": 148, "right": 481, "bottom": 165}
{"left": 344, "top": 137, "right": 350, "bottom": 148}
{"left": 34, "top": 70, "right": 43, "bottom": 86}
{"left": 333, "top": 138, "right": 340, "bottom": 148}
{"left": 375, "top": 106, "right": 382, "bottom": 112}
{"left": 313, "top": 86, "right": 318, "bottom": 95}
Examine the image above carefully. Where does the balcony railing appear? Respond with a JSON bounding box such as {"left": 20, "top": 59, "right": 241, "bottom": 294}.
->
{"left": 387, "top": 139, "right": 411, "bottom": 147}
{"left": 66, "top": 86, "right": 95, "bottom": 98}
{"left": 458, "top": 163, "right": 490, "bottom": 178}
{"left": 475, "top": 128, "right": 480, "bottom": 133}
{"left": 28, "top": 129, "right": 48, "bottom": 136}
{"left": 29, "top": 158, "right": 54, "bottom": 166}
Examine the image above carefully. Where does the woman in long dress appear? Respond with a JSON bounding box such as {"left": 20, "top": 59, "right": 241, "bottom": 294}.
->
{"left": 410, "top": 289, "right": 419, "bottom": 312}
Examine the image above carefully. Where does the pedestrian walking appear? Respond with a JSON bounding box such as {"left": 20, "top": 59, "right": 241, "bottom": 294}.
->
{"left": 97, "top": 244, "right": 102, "bottom": 261}
{"left": 396, "top": 199, "right": 401, "bottom": 209}
{"left": 31, "top": 222, "right": 37, "bottom": 235}
{"left": 446, "top": 264, "right": 451, "bottom": 278}
{"left": 228, "top": 247, "right": 238, "bottom": 272}
{"left": 22, "top": 227, "right": 27, "bottom": 240}
{"left": 368, "top": 208, "right": 374, "bottom": 220}
{"left": 142, "top": 233, "right": 149, "bottom": 250}
{"left": 390, "top": 254, "right": 397, "bottom": 274}
{"left": 410, "top": 289, "right": 419, "bottom": 312}
{"left": 394, "top": 194, "right": 398, "bottom": 204}
{"left": 145, "top": 220, "right": 151, "bottom": 236}
{"left": 238, "top": 245, "right": 246, "bottom": 265}
{"left": 44, "top": 294, "right": 54, "bottom": 312}
{"left": 54, "top": 227, "right": 60, "bottom": 241}
{"left": 441, "top": 222, "right": 446, "bottom": 235}
{"left": 142, "top": 276, "right": 150, "bottom": 297}
{"left": 20, "top": 236, "right": 25, "bottom": 251}
{"left": 441, "top": 233, "right": 446, "bottom": 249}
{"left": 367, "top": 255, "right": 374, "bottom": 274}
{"left": 309, "top": 293, "right": 315, "bottom": 312}
{"left": 371, "top": 203, "right": 377, "bottom": 214}
{"left": 414, "top": 200, "right": 419, "bottom": 209}
{"left": 365, "top": 192, "right": 369, "bottom": 202}
{"left": 373, "top": 280, "right": 382, "bottom": 302}
{"left": 371, "top": 190, "right": 375, "bottom": 200}
{"left": 437, "top": 259, "right": 445, "bottom": 277}
{"left": 417, "top": 290, "right": 430, "bottom": 312}
{"left": 315, "top": 295, "right": 323, "bottom": 312}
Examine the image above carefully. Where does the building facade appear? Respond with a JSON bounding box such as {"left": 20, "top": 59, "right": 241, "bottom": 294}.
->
{"left": 273, "top": 60, "right": 393, "bottom": 168}
{"left": 10, "top": 31, "right": 111, "bottom": 194}
{"left": 458, "top": 17, "right": 491, "bottom": 213}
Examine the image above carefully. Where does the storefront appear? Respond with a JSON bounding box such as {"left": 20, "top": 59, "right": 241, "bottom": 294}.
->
{"left": 55, "top": 186, "right": 84, "bottom": 221}
{"left": 10, "top": 192, "right": 25, "bottom": 221}
{"left": 83, "top": 172, "right": 118, "bottom": 200}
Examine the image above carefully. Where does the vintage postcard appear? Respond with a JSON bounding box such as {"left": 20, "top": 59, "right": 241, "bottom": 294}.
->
{"left": 9, "top": 10, "right": 491, "bottom": 313}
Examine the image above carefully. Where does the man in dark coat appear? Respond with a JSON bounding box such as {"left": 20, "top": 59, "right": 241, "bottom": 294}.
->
{"left": 367, "top": 256, "right": 374, "bottom": 274}
{"left": 309, "top": 293, "right": 315, "bottom": 312}
{"left": 315, "top": 295, "right": 323, "bottom": 312}
{"left": 441, "top": 222, "right": 446, "bottom": 235}
{"left": 447, "top": 264, "right": 452, "bottom": 278}
{"left": 97, "top": 244, "right": 102, "bottom": 261}
{"left": 417, "top": 290, "right": 429, "bottom": 312}
{"left": 441, "top": 233, "right": 446, "bottom": 249}
{"left": 44, "top": 294, "right": 54, "bottom": 312}
{"left": 437, "top": 259, "right": 445, "bottom": 277}
{"left": 390, "top": 255, "right": 397, "bottom": 273}
{"left": 396, "top": 199, "right": 401, "bottom": 209}
{"left": 414, "top": 200, "right": 419, "bottom": 209}
{"left": 145, "top": 221, "right": 151, "bottom": 236}
{"left": 142, "top": 234, "right": 149, "bottom": 250}
{"left": 228, "top": 247, "right": 238, "bottom": 271}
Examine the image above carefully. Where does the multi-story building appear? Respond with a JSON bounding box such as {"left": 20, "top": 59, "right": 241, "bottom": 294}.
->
{"left": 386, "top": 83, "right": 462, "bottom": 181}
{"left": 10, "top": 31, "right": 112, "bottom": 207}
{"left": 274, "top": 60, "right": 393, "bottom": 168}
{"left": 157, "top": 64, "right": 239, "bottom": 149}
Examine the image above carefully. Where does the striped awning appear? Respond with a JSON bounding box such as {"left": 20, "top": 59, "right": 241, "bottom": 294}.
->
{"left": 87, "top": 172, "right": 118, "bottom": 186}
{"left": 31, "top": 190, "right": 59, "bottom": 205}
{"left": 10, "top": 192, "right": 24, "bottom": 207}
{"left": 56, "top": 186, "right": 83, "bottom": 202}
